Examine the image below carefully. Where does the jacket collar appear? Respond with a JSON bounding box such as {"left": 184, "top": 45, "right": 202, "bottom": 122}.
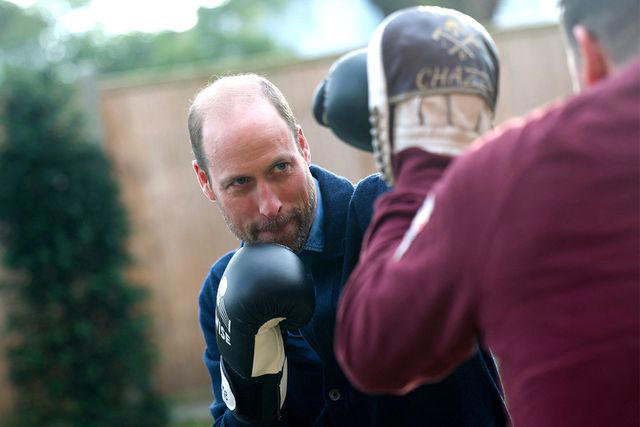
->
{"left": 309, "top": 165, "right": 355, "bottom": 258}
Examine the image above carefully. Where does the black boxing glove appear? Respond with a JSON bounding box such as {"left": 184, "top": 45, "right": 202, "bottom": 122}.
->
{"left": 215, "top": 244, "right": 315, "bottom": 424}
{"left": 313, "top": 48, "right": 372, "bottom": 152}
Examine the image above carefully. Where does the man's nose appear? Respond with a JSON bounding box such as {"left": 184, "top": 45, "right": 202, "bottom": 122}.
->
{"left": 257, "top": 182, "right": 282, "bottom": 219}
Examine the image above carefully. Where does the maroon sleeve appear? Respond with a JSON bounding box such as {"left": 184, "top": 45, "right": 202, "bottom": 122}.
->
{"left": 335, "top": 143, "right": 497, "bottom": 394}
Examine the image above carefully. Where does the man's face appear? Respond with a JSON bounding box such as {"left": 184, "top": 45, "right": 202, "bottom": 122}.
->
{"left": 195, "top": 98, "right": 316, "bottom": 253}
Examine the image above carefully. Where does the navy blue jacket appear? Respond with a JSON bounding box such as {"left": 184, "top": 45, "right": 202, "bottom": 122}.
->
{"left": 198, "top": 165, "right": 507, "bottom": 426}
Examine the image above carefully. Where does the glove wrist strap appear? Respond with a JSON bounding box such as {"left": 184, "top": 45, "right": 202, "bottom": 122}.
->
{"left": 220, "top": 357, "right": 286, "bottom": 424}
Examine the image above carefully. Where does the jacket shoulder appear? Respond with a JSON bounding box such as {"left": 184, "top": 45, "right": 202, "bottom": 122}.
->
{"left": 351, "top": 173, "right": 389, "bottom": 227}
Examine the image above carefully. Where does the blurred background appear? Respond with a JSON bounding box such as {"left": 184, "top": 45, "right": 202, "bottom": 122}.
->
{"left": 0, "top": 0, "right": 572, "bottom": 425}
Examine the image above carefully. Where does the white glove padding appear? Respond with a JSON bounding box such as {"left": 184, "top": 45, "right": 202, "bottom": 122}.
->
{"left": 393, "top": 94, "right": 493, "bottom": 157}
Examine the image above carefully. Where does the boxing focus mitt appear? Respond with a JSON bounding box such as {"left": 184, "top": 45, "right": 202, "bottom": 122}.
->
{"left": 368, "top": 6, "right": 500, "bottom": 183}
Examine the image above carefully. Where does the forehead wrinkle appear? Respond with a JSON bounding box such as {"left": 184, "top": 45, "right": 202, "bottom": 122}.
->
{"left": 194, "top": 75, "right": 299, "bottom": 181}
{"left": 197, "top": 82, "right": 265, "bottom": 167}
{"left": 204, "top": 97, "right": 285, "bottom": 154}
{"left": 205, "top": 106, "right": 295, "bottom": 181}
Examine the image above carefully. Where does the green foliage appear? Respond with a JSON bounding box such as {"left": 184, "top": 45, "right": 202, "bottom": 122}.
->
{"left": 0, "top": 2, "right": 49, "bottom": 69}
{"left": 63, "top": 0, "right": 291, "bottom": 74}
{"left": 0, "top": 2, "right": 47, "bottom": 50}
{"left": 0, "top": 0, "right": 291, "bottom": 75}
{"left": 0, "top": 66, "right": 168, "bottom": 426}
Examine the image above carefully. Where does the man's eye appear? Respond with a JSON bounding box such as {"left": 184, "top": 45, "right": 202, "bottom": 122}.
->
{"left": 274, "top": 162, "right": 289, "bottom": 172}
{"left": 232, "top": 177, "right": 249, "bottom": 186}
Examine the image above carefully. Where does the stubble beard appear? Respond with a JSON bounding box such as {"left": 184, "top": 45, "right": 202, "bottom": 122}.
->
{"left": 221, "top": 173, "right": 317, "bottom": 253}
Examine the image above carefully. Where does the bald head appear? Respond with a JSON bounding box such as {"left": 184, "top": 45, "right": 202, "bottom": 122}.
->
{"left": 188, "top": 74, "right": 299, "bottom": 177}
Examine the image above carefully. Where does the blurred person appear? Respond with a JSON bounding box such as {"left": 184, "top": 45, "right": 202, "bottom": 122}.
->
{"left": 187, "top": 24, "right": 507, "bottom": 424}
{"left": 334, "top": 1, "right": 640, "bottom": 427}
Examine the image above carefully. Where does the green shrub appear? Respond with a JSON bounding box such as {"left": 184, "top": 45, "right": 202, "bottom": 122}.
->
{"left": 0, "top": 66, "right": 168, "bottom": 426}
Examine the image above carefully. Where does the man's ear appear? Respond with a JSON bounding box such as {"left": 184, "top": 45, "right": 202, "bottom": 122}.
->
{"left": 574, "top": 25, "right": 611, "bottom": 87}
{"left": 298, "top": 126, "right": 311, "bottom": 164}
{"left": 192, "top": 160, "right": 216, "bottom": 202}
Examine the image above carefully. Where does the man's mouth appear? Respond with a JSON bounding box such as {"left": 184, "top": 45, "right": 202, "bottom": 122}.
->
{"left": 253, "top": 216, "right": 293, "bottom": 240}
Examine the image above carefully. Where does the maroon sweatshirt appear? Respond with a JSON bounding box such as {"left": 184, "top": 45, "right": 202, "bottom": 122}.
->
{"left": 335, "top": 60, "right": 640, "bottom": 427}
